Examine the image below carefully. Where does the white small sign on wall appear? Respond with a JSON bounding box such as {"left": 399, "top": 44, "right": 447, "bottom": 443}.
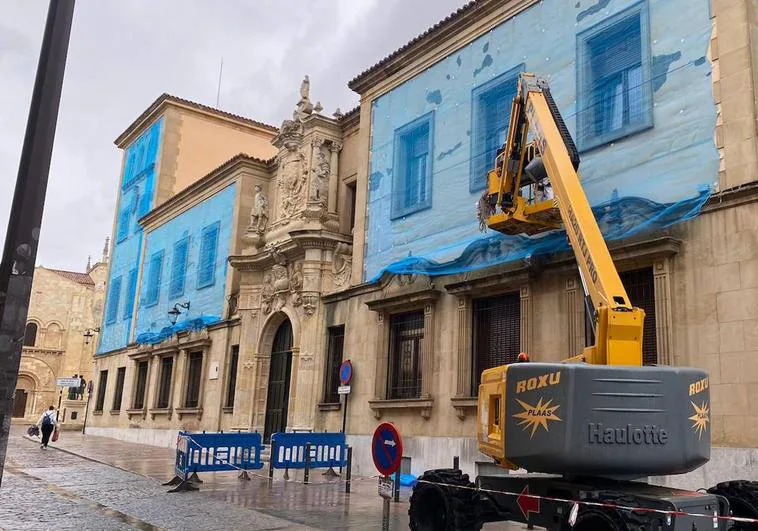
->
{"left": 208, "top": 362, "right": 219, "bottom": 380}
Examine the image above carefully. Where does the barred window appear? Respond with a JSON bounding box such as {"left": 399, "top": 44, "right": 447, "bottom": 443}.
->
{"left": 156, "top": 356, "right": 173, "bottom": 409}
{"left": 472, "top": 292, "right": 521, "bottom": 393}
{"left": 94, "top": 370, "right": 108, "bottom": 412}
{"left": 323, "top": 326, "right": 345, "bottom": 403}
{"left": 132, "top": 361, "right": 148, "bottom": 409}
{"left": 112, "top": 367, "right": 126, "bottom": 411}
{"left": 388, "top": 311, "right": 424, "bottom": 400}
{"left": 185, "top": 351, "right": 203, "bottom": 408}
{"left": 226, "top": 346, "right": 239, "bottom": 408}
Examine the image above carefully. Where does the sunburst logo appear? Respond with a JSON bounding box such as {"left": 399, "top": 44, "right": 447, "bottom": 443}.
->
{"left": 513, "top": 397, "right": 562, "bottom": 438}
{"left": 689, "top": 401, "right": 710, "bottom": 439}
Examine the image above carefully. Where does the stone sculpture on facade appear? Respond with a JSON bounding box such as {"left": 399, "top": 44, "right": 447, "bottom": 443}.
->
{"left": 278, "top": 152, "right": 308, "bottom": 223}
{"left": 249, "top": 185, "right": 269, "bottom": 234}
{"left": 260, "top": 250, "right": 303, "bottom": 314}
{"left": 332, "top": 243, "right": 352, "bottom": 288}
{"left": 310, "top": 147, "right": 330, "bottom": 206}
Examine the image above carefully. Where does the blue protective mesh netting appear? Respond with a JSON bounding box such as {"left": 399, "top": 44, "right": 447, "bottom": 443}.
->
{"left": 363, "top": 0, "right": 717, "bottom": 282}
{"left": 369, "top": 186, "right": 710, "bottom": 281}
{"left": 135, "top": 316, "right": 222, "bottom": 345}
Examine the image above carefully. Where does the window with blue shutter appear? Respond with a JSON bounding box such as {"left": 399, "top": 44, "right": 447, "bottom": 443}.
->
{"left": 143, "top": 250, "right": 164, "bottom": 307}
{"left": 391, "top": 112, "right": 434, "bottom": 219}
{"left": 470, "top": 65, "right": 523, "bottom": 191}
{"left": 169, "top": 236, "right": 189, "bottom": 299}
{"left": 197, "top": 222, "right": 220, "bottom": 289}
{"left": 116, "top": 206, "right": 130, "bottom": 243}
{"left": 577, "top": 2, "right": 652, "bottom": 150}
{"left": 123, "top": 268, "right": 138, "bottom": 320}
{"left": 105, "top": 276, "right": 122, "bottom": 325}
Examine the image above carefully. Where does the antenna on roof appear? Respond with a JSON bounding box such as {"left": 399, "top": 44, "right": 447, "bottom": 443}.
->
{"left": 216, "top": 58, "right": 224, "bottom": 109}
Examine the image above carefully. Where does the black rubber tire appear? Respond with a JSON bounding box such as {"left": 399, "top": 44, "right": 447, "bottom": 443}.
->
{"left": 708, "top": 481, "right": 758, "bottom": 530}
{"left": 408, "top": 469, "right": 482, "bottom": 531}
{"left": 570, "top": 509, "right": 623, "bottom": 531}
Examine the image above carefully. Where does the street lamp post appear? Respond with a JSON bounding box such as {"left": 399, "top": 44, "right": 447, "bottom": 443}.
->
{"left": 0, "top": 0, "right": 75, "bottom": 487}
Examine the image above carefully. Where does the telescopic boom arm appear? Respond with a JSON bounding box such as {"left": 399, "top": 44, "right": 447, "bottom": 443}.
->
{"left": 479, "top": 73, "right": 645, "bottom": 366}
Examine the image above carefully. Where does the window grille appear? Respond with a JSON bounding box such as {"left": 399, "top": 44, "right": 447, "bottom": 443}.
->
{"left": 388, "top": 311, "right": 424, "bottom": 399}
{"left": 472, "top": 292, "right": 521, "bottom": 393}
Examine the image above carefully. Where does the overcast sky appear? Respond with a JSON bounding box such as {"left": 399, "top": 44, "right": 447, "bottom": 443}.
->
{"left": 0, "top": 0, "right": 466, "bottom": 271}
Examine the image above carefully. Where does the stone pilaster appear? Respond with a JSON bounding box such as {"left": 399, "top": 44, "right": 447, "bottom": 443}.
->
{"left": 373, "top": 312, "right": 388, "bottom": 400}
{"left": 520, "top": 286, "right": 532, "bottom": 354}
{"left": 328, "top": 141, "right": 342, "bottom": 214}
{"left": 455, "top": 297, "right": 472, "bottom": 398}
{"left": 653, "top": 259, "right": 674, "bottom": 365}
{"left": 421, "top": 303, "right": 435, "bottom": 399}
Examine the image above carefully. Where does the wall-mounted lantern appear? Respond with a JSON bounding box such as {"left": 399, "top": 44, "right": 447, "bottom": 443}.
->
{"left": 83, "top": 327, "right": 100, "bottom": 345}
{"left": 168, "top": 301, "right": 191, "bottom": 326}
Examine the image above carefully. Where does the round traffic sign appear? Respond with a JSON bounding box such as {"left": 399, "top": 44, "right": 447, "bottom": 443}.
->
{"left": 371, "top": 422, "right": 403, "bottom": 476}
{"left": 339, "top": 359, "right": 353, "bottom": 386}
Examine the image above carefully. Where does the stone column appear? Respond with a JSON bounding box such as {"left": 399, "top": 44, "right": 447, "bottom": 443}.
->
{"left": 520, "top": 286, "right": 532, "bottom": 354}
{"left": 421, "top": 303, "right": 435, "bottom": 399}
{"left": 653, "top": 259, "right": 674, "bottom": 365}
{"left": 455, "top": 297, "right": 472, "bottom": 397}
{"left": 565, "top": 278, "right": 579, "bottom": 358}
{"left": 328, "top": 141, "right": 342, "bottom": 214}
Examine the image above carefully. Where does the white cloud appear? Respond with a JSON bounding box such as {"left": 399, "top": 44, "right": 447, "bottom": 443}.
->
{"left": 0, "top": 0, "right": 466, "bottom": 271}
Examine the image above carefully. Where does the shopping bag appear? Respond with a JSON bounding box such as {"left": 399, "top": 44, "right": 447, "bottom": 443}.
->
{"left": 51, "top": 428, "right": 59, "bottom": 442}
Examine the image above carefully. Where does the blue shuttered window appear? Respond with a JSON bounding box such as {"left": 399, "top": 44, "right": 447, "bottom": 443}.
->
{"left": 143, "top": 250, "right": 164, "bottom": 307}
{"left": 123, "top": 268, "right": 138, "bottom": 320}
{"left": 197, "top": 222, "right": 220, "bottom": 289}
{"left": 116, "top": 207, "right": 130, "bottom": 243}
{"left": 169, "top": 236, "right": 190, "bottom": 299}
{"left": 470, "top": 65, "right": 522, "bottom": 191}
{"left": 577, "top": 2, "right": 652, "bottom": 150}
{"left": 105, "top": 276, "right": 122, "bottom": 325}
{"left": 391, "top": 112, "right": 434, "bottom": 219}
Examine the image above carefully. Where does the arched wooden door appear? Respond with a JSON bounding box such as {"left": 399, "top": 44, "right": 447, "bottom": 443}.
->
{"left": 12, "top": 390, "right": 28, "bottom": 418}
{"left": 263, "top": 319, "right": 293, "bottom": 443}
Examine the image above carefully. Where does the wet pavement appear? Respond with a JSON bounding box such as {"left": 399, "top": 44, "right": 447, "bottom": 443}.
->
{"left": 1, "top": 425, "right": 528, "bottom": 530}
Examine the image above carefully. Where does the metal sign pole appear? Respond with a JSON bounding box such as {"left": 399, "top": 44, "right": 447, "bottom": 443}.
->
{"left": 56, "top": 389, "right": 62, "bottom": 422}
{"left": 0, "top": 0, "right": 75, "bottom": 487}
{"left": 382, "top": 475, "right": 390, "bottom": 531}
{"left": 341, "top": 391, "right": 348, "bottom": 434}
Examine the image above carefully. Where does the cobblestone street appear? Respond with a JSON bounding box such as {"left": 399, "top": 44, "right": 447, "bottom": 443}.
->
{"left": 0, "top": 425, "right": 522, "bottom": 530}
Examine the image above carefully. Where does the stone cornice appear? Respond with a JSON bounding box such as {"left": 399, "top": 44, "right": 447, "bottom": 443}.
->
{"left": 348, "top": 0, "right": 538, "bottom": 97}
{"left": 22, "top": 346, "right": 64, "bottom": 357}
{"left": 702, "top": 180, "right": 758, "bottom": 214}
{"left": 228, "top": 240, "right": 301, "bottom": 272}
{"left": 365, "top": 288, "right": 440, "bottom": 313}
{"left": 288, "top": 229, "right": 352, "bottom": 250}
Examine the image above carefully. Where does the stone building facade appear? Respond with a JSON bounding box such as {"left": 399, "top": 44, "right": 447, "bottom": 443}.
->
{"left": 88, "top": 0, "right": 758, "bottom": 491}
{"left": 14, "top": 246, "right": 108, "bottom": 427}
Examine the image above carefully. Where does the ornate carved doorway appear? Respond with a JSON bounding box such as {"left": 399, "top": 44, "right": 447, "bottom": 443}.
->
{"left": 264, "top": 319, "right": 293, "bottom": 443}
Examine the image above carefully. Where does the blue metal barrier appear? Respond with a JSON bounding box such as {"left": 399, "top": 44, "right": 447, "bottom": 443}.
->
{"left": 270, "top": 432, "right": 346, "bottom": 470}
{"left": 174, "top": 431, "right": 264, "bottom": 481}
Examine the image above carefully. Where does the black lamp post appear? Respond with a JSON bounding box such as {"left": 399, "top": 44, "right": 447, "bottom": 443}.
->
{"left": 168, "top": 302, "right": 190, "bottom": 325}
{"left": 83, "top": 327, "right": 100, "bottom": 345}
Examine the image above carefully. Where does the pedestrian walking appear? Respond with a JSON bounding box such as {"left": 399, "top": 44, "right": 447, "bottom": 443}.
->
{"left": 37, "top": 406, "right": 57, "bottom": 449}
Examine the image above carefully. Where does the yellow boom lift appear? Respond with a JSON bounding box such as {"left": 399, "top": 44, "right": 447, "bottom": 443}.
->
{"left": 408, "top": 73, "right": 756, "bottom": 531}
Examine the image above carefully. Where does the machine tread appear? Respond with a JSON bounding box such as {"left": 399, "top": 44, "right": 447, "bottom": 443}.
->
{"left": 708, "top": 481, "right": 758, "bottom": 530}
{"left": 409, "top": 468, "right": 482, "bottom": 531}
